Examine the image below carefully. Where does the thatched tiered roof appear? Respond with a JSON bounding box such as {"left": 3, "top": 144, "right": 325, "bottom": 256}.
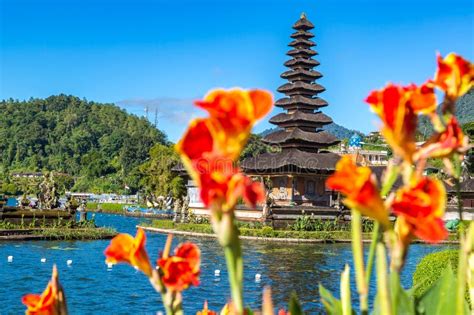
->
{"left": 242, "top": 13, "right": 340, "bottom": 174}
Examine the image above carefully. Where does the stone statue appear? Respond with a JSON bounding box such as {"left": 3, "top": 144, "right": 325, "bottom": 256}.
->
{"left": 262, "top": 191, "right": 274, "bottom": 221}
{"left": 448, "top": 195, "right": 458, "bottom": 206}
{"left": 173, "top": 198, "right": 182, "bottom": 223}
{"left": 38, "top": 172, "right": 59, "bottom": 210}
{"left": 279, "top": 187, "right": 288, "bottom": 200}
{"left": 181, "top": 195, "right": 189, "bottom": 223}
{"left": 65, "top": 195, "right": 79, "bottom": 214}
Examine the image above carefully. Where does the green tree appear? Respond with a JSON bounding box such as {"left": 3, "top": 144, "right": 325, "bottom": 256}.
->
{"left": 0, "top": 95, "right": 168, "bottom": 193}
{"left": 139, "top": 144, "right": 183, "bottom": 198}
{"left": 240, "top": 134, "right": 272, "bottom": 161}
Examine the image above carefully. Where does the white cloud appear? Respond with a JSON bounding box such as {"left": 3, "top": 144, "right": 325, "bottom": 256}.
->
{"left": 115, "top": 97, "right": 204, "bottom": 123}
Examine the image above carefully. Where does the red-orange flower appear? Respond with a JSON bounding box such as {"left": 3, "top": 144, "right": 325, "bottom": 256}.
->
{"left": 390, "top": 177, "right": 448, "bottom": 243}
{"left": 104, "top": 227, "right": 153, "bottom": 277}
{"left": 22, "top": 266, "right": 67, "bottom": 315}
{"left": 432, "top": 53, "right": 474, "bottom": 100}
{"left": 365, "top": 81, "right": 438, "bottom": 161}
{"left": 326, "top": 155, "right": 389, "bottom": 227}
{"left": 196, "top": 301, "right": 217, "bottom": 315}
{"left": 157, "top": 242, "right": 201, "bottom": 292}
{"left": 415, "top": 116, "right": 470, "bottom": 160}
{"left": 176, "top": 88, "right": 272, "bottom": 211}
{"left": 194, "top": 88, "right": 273, "bottom": 160}
{"left": 365, "top": 84, "right": 418, "bottom": 162}
{"left": 406, "top": 82, "right": 437, "bottom": 115}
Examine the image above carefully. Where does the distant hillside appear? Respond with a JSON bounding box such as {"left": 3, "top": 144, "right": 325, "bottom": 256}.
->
{"left": 419, "top": 88, "right": 474, "bottom": 137}
{"left": 260, "top": 122, "right": 363, "bottom": 140}
{"left": 323, "top": 122, "right": 364, "bottom": 139}
{"left": 0, "top": 95, "right": 168, "bottom": 192}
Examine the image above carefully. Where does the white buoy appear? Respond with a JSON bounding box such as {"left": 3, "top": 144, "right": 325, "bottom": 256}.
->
{"left": 107, "top": 262, "right": 113, "bottom": 269}
{"left": 255, "top": 273, "right": 262, "bottom": 281}
{"left": 214, "top": 269, "right": 221, "bottom": 276}
{"left": 41, "top": 258, "right": 46, "bottom": 263}
{"left": 7, "top": 256, "right": 13, "bottom": 263}
{"left": 67, "top": 259, "right": 73, "bottom": 266}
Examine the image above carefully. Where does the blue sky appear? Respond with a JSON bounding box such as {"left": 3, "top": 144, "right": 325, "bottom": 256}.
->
{"left": 1, "top": 0, "right": 473, "bottom": 142}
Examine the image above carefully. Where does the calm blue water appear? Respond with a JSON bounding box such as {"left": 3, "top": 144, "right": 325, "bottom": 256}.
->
{"left": 0, "top": 213, "right": 455, "bottom": 314}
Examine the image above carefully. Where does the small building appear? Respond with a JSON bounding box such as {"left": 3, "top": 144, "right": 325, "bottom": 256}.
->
{"left": 446, "top": 178, "right": 474, "bottom": 209}
{"left": 366, "top": 131, "right": 385, "bottom": 144}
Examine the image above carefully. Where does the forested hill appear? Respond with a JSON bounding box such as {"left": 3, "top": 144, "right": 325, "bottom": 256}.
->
{"left": 419, "top": 88, "right": 474, "bottom": 137}
{"left": 0, "top": 95, "right": 167, "bottom": 191}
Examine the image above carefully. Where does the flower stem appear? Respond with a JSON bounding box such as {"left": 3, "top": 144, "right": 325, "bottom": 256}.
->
{"left": 224, "top": 228, "right": 244, "bottom": 314}
{"left": 376, "top": 244, "right": 392, "bottom": 315}
{"left": 162, "top": 294, "right": 174, "bottom": 315}
{"left": 365, "top": 221, "right": 380, "bottom": 285}
{"left": 149, "top": 270, "right": 183, "bottom": 315}
{"left": 351, "top": 210, "right": 368, "bottom": 314}
{"left": 212, "top": 209, "right": 244, "bottom": 314}
{"left": 389, "top": 271, "right": 401, "bottom": 315}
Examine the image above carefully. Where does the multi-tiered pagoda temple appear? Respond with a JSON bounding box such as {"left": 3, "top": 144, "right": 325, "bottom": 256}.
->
{"left": 242, "top": 13, "right": 340, "bottom": 207}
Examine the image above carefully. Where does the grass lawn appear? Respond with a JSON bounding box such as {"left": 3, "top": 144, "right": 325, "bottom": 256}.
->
{"left": 86, "top": 202, "right": 145, "bottom": 213}
{"left": 144, "top": 219, "right": 461, "bottom": 242}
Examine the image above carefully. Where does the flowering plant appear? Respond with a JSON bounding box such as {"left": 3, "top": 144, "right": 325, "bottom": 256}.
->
{"left": 321, "top": 52, "right": 473, "bottom": 315}
{"left": 22, "top": 53, "right": 473, "bottom": 314}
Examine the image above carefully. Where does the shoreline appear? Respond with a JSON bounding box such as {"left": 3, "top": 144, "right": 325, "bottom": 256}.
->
{"left": 0, "top": 227, "right": 117, "bottom": 241}
{"left": 139, "top": 225, "right": 461, "bottom": 244}
{"left": 88, "top": 209, "right": 172, "bottom": 219}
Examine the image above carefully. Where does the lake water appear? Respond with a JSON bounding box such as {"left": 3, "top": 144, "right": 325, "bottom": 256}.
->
{"left": 0, "top": 213, "right": 455, "bottom": 314}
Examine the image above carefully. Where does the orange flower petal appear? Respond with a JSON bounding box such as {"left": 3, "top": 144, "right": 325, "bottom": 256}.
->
{"left": 415, "top": 116, "right": 469, "bottom": 160}
{"left": 391, "top": 177, "right": 448, "bottom": 243}
{"left": 158, "top": 242, "right": 201, "bottom": 292}
{"left": 326, "top": 156, "right": 389, "bottom": 227}
{"left": 104, "top": 228, "right": 153, "bottom": 277}
{"left": 104, "top": 234, "right": 135, "bottom": 265}
{"left": 22, "top": 266, "right": 62, "bottom": 315}
{"left": 407, "top": 82, "right": 437, "bottom": 115}
{"left": 249, "top": 89, "right": 274, "bottom": 120}
{"left": 22, "top": 294, "right": 42, "bottom": 307}
{"left": 433, "top": 53, "right": 474, "bottom": 100}
{"left": 365, "top": 83, "right": 417, "bottom": 162}
{"left": 242, "top": 177, "right": 265, "bottom": 208}
{"left": 176, "top": 119, "right": 214, "bottom": 162}
{"left": 177, "top": 88, "right": 273, "bottom": 212}
{"left": 175, "top": 242, "right": 201, "bottom": 273}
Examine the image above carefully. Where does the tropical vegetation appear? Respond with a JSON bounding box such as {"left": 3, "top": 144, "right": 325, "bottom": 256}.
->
{"left": 0, "top": 95, "right": 188, "bottom": 198}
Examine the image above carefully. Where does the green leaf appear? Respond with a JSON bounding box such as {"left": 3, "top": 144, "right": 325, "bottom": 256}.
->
{"left": 319, "top": 284, "right": 342, "bottom": 315}
{"left": 288, "top": 291, "right": 304, "bottom": 315}
{"left": 389, "top": 272, "right": 415, "bottom": 315}
{"left": 417, "top": 264, "right": 469, "bottom": 315}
